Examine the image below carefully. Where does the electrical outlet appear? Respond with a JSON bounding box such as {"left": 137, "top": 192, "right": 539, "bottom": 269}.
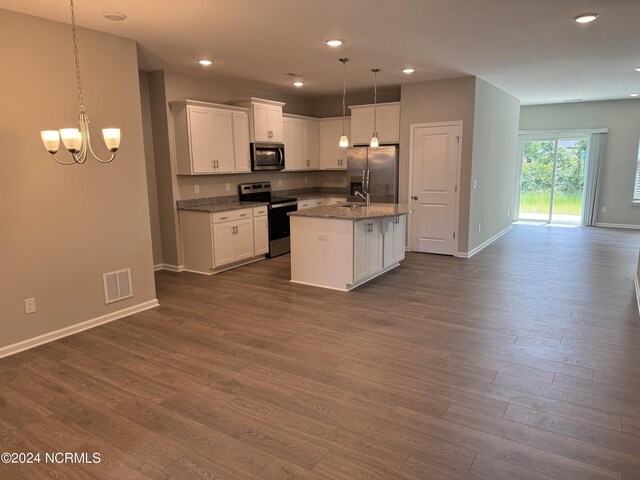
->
{"left": 473, "top": 179, "right": 477, "bottom": 190}
{"left": 478, "top": 224, "right": 481, "bottom": 233}
{"left": 601, "top": 206, "right": 606, "bottom": 213}
{"left": 225, "top": 183, "right": 230, "bottom": 192}
{"left": 305, "top": 177, "right": 308, "bottom": 185}
{"left": 507, "top": 209, "right": 511, "bottom": 217}
{"left": 24, "top": 297, "right": 36, "bottom": 314}
{"left": 278, "top": 179, "right": 282, "bottom": 187}
{"left": 317, "top": 233, "right": 327, "bottom": 241}
{"left": 195, "top": 185, "right": 199, "bottom": 194}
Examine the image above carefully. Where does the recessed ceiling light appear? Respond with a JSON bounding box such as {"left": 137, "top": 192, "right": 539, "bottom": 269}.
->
{"left": 574, "top": 13, "right": 599, "bottom": 23}
{"left": 630, "top": 93, "right": 640, "bottom": 97}
{"left": 198, "top": 59, "right": 213, "bottom": 66}
{"left": 293, "top": 81, "right": 304, "bottom": 87}
{"left": 402, "top": 68, "right": 415, "bottom": 74}
{"left": 325, "top": 39, "right": 344, "bottom": 47}
{"left": 635, "top": 67, "right": 640, "bottom": 72}
{"left": 103, "top": 12, "right": 127, "bottom": 21}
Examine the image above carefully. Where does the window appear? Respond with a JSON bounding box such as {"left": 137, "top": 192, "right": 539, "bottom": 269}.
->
{"left": 634, "top": 139, "right": 640, "bottom": 204}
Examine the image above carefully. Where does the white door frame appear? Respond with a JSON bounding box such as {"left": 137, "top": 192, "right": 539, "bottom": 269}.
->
{"left": 407, "top": 121, "right": 463, "bottom": 255}
{"left": 515, "top": 129, "right": 604, "bottom": 223}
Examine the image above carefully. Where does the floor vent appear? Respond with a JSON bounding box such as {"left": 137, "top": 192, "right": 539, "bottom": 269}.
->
{"left": 103, "top": 268, "right": 133, "bottom": 304}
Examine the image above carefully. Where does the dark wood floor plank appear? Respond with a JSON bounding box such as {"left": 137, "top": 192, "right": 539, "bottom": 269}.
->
{"left": 254, "top": 457, "right": 333, "bottom": 480}
{"left": 0, "top": 225, "right": 638, "bottom": 479}
{"left": 389, "top": 406, "right": 621, "bottom": 480}
{"left": 398, "top": 454, "right": 481, "bottom": 480}
{"left": 111, "top": 396, "right": 274, "bottom": 477}
{"left": 552, "top": 373, "right": 640, "bottom": 405}
{"left": 444, "top": 404, "right": 638, "bottom": 477}
{"left": 312, "top": 451, "right": 403, "bottom": 479}
{"left": 22, "top": 415, "right": 172, "bottom": 480}
{"left": 227, "top": 395, "right": 410, "bottom": 474}
{"left": 503, "top": 404, "right": 640, "bottom": 457}
{"left": 159, "top": 390, "right": 329, "bottom": 470}
{"left": 241, "top": 362, "right": 451, "bottom": 418}
{"left": 494, "top": 372, "right": 638, "bottom": 421}
{"left": 281, "top": 391, "right": 477, "bottom": 472}
{"left": 623, "top": 416, "right": 640, "bottom": 437}
{"left": 469, "top": 453, "right": 565, "bottom": 480}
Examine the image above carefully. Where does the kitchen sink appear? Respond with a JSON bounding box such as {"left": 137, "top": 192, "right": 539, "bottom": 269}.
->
{"left": 336, "top": 202, "right": 366, "bottom": 208}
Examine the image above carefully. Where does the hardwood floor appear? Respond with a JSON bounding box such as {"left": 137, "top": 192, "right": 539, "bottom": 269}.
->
{"left": 1, "top": 224, "right": 640, "bottom": 479}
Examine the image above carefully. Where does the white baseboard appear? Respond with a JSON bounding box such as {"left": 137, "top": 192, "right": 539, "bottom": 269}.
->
{"left": 595, "top": 222, "right": 640, "bottom": 230}
{"left": 635, "top": 276, "right": 640, "bottom": 319}
{"left": 457, "top": 225, "right": 513, "bottom": 259}
{"left": 155, "top": 263, "right": 184, "bottom": 272}
{"left": 0, "top": 299, "right": 159, "bottom": 359}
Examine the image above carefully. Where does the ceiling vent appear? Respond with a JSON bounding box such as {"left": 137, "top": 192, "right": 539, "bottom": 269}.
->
{"left": 103, "top": 268, "right": 133, "bottom": 304}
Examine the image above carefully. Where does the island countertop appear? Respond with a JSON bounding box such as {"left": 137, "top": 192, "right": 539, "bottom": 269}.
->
{"left": 178, "top": 201, "right": 267, "bottom": 213}
{"left": 288, "top": 203, "right": 411, "bottom": 220}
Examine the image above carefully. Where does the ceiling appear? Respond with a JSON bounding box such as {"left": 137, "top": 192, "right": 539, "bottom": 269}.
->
{"left": 2, "top": 0, "right": 640, "bottom": 105}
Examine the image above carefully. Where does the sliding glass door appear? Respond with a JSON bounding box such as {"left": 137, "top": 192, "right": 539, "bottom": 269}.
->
{"left": 517, "top": 136, "right": 587, "bottom": 224}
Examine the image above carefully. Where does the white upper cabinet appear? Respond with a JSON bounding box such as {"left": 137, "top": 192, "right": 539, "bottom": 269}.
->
{"left": 171, "top": 100, "right": 251, "bottom": 175}
{"left": 282, "top": 114, "right": 320, "bottom": 171}
{"left": 349, "top": 102, "right": 400, "bottom": 145}
{"left": 236, "top": 98, "right": 285, "bottom": 143}
{"left": 320, "top": 117, "right": 350, "bottom": 170}
{"left": 232, "top": 111, "right": 251, "bottom": 172}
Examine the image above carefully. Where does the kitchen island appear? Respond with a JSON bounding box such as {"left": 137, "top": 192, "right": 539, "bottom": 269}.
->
{"left": 288, "top": 203, "right": 410, "bottom": 291}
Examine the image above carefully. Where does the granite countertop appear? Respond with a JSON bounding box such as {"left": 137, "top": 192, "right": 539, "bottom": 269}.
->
{"left": 178, "top": 201, "right": 267, "bottom": 213}
{"left": 294, "top": 192, "right": 348, "bottom": 200}
{"left": 289, "top": 203, "right": 411, "bottom": 220}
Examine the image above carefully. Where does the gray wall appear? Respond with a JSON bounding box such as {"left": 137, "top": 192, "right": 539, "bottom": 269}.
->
{"left": 400, "top": 77, "right": 476, "bottom": 253}
{"left": 139, "top": 74, "right": 163, "bottom": 267}
{"left": 314, "top": 87, "right": 401, "bottom": 118}
{"left": 468, "top": 78, "right": 520, "bottom": 251}
{"left": 0, "top": 10, "right": 156, "bottom": 350}
{"left": 520, "top": 100, "right": 640, "bottom": 227}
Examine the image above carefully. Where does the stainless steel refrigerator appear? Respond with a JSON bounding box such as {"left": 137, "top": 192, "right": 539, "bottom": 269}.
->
{"left": 346, "top": 146, "right": 399, "bottom": 203}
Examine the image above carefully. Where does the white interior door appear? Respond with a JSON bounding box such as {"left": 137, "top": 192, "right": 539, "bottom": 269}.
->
{"left": 410, "top": 123, "right": 460, "bottom": 255}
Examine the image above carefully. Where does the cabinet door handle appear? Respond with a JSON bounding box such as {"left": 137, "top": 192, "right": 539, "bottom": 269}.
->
{"left": 412, "top": 195, "right": 418, "bottom": 200}
{"left": 220, "top": 216, "right": 228, "bottom": 220}
{"left": 240, "top": 213, "right": 248, "bottom": 217}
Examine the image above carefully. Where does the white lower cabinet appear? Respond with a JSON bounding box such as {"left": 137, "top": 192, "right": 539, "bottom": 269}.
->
{"left": 382, "top": 215, "right": 406, "bottom": 268}
{"left": 354, "top": 219, "right": 383, "bottom": 282}
{"left": 180, "top": 207, "right": 266, "bottom": 274}
{"left": 212, "top": 218, "right": 254, "bottom": 268}
{"left": 253, "top": 207, "right": 269, "bottom": 256}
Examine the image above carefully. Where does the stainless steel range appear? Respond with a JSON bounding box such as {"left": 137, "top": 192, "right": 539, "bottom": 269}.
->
{"left": 238, "top": 182, "right": 297, "bottom": 258}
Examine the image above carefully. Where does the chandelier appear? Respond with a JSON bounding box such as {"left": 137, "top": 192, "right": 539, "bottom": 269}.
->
{"left": 40, "top": 0, "right": 121, "bottom": 164}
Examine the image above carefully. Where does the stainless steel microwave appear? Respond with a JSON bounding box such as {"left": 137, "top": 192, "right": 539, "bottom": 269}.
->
{"left": 251, "top": 143, "right": 285, "bottom": 171}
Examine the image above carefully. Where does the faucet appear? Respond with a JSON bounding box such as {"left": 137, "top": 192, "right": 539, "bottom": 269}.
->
{"left": 354, "top": 189, "right": 370, "bottom": 209}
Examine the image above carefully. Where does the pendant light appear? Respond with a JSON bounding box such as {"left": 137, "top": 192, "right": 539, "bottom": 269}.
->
{"left": 40, "top": 0, "right": 121, "bottom": 165}
{"left": 338, "top": 58, "right": 350, "bottom": 147}
{"left": 370, "top": 68, "right": 380, "bottom": 148}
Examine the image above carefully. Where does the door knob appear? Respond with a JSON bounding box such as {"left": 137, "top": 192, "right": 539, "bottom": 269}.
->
{"left": 412, "top": 195, "right": 418, "bottom": 200}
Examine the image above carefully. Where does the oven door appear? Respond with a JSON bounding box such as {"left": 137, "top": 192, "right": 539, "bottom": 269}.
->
{"left": 267, "top": 201, "right": 297, "bottom": 257}
{"left": 251, "top": 143, "right": 285, "bottom": 171}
